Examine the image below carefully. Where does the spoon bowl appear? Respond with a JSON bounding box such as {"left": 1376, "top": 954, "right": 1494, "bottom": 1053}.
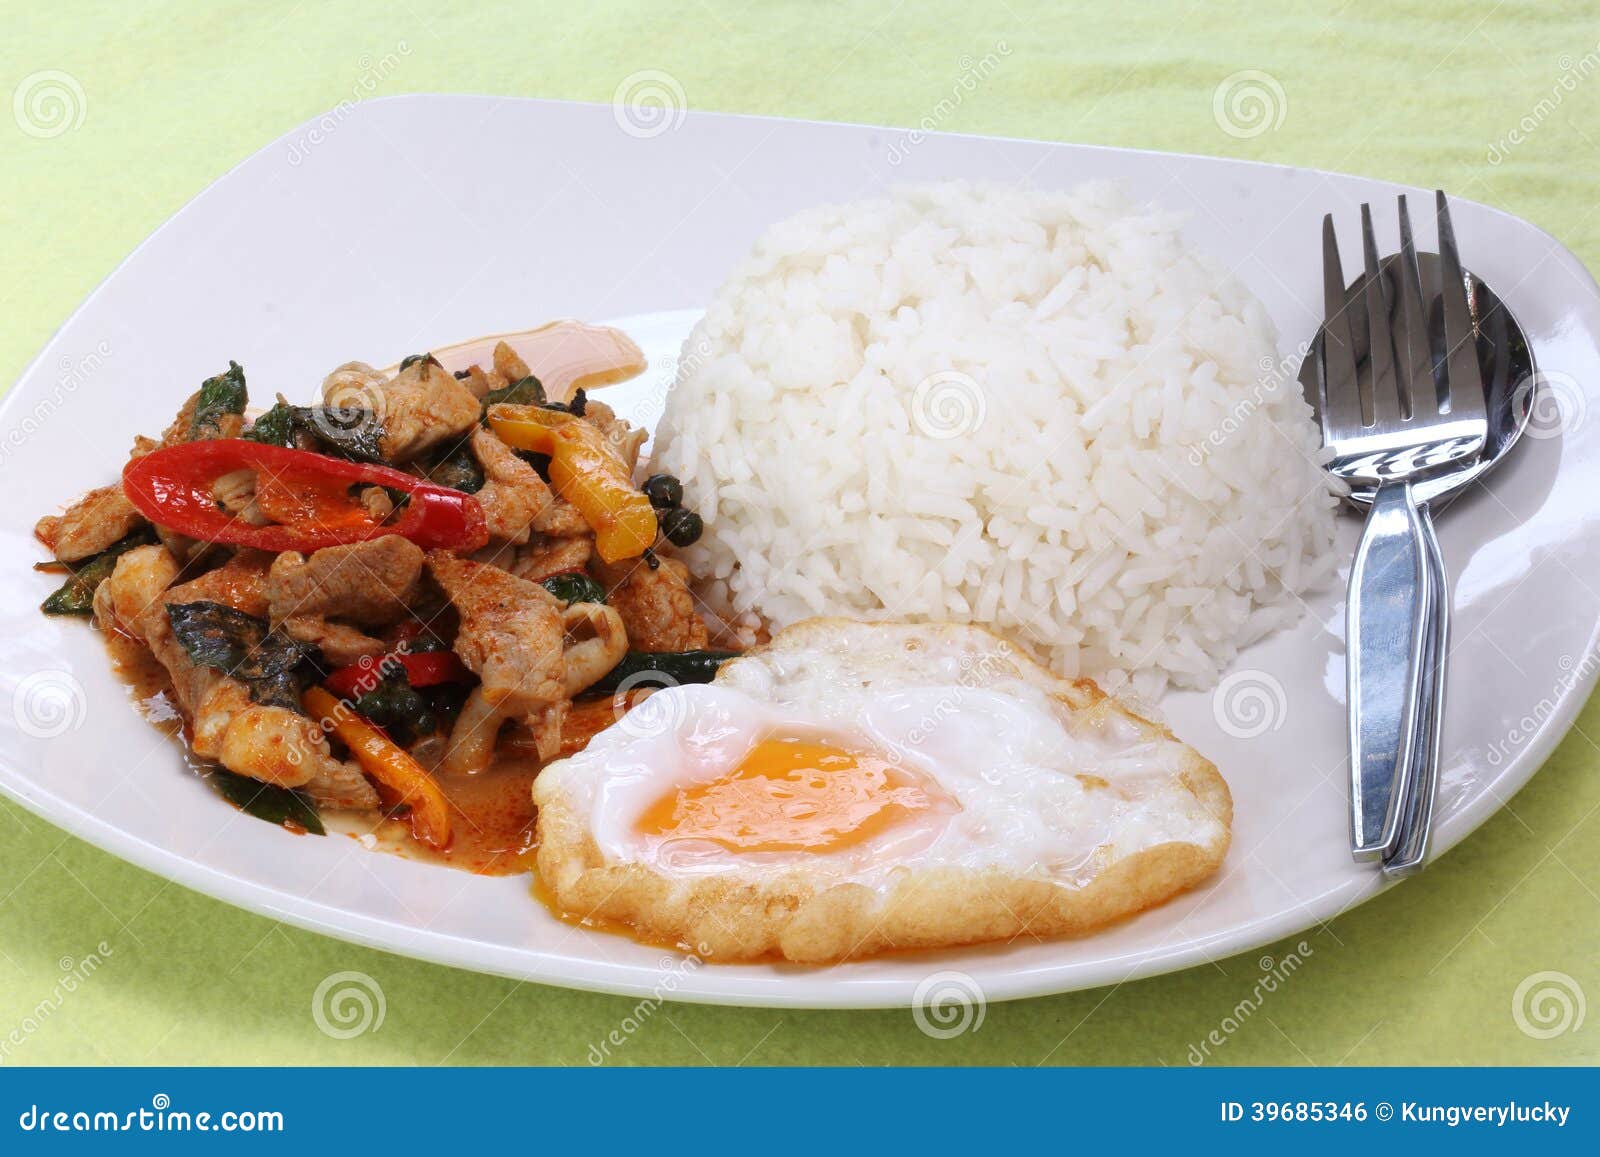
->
{"left": 1299, "top": 250, "right": 1536, "bottom": 510}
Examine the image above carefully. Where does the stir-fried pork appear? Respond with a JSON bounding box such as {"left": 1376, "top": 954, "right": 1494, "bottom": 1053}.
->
{"left": 324, "top": 358, "right": 480, "bottom": 462}
{"left": 280, "top": 616, "right": 388, "bottom": 666}
{"left": 470, "top": 426, "right": 555, "bottom": 544}
{"left": 267, "top": 535, "right": 424, "bottom": 628}
{"left": 427, "top": 552, "right": 567, "bottom": 773}
{"left": 593, "top": 555, "right": 709, "bottom": 652}
{"left": 36, "top": 484, "right": 145, "bottom": 562}
{"left": 511, "top": 534, "right": 593, "bottom": 583}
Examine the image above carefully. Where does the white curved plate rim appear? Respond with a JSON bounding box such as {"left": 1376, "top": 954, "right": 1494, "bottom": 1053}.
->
{"left": 1, "top": 95, "right": 1597, "bottom": 1009}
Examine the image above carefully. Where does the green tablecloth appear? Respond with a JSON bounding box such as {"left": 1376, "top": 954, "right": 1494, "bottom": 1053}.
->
{"left": 3, "top": 1, "right": 1597, "bottom": 1066}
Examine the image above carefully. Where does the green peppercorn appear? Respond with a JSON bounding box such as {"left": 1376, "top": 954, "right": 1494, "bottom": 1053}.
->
{"left": 642, "top": 473, "right": 684, "bottom": 509}
{"left": 659, "top": 507, "right": 703, "bottom": 547}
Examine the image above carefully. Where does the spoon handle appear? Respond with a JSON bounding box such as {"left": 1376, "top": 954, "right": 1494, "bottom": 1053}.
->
{"left": 1347, "top": 480, "right": 1434, "bottom": 860}
{"left": 1383, "top": 505, "right": 1447, "bottom": 875}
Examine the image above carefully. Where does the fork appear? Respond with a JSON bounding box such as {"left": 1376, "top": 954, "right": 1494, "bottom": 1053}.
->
{"left": 1319, "top": 192, "right": 1489, "bottom": 864}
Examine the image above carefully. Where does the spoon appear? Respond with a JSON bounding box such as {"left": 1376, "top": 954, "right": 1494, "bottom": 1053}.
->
{"left": 1299, "top": 249, "right": 1535, "bottom": 873}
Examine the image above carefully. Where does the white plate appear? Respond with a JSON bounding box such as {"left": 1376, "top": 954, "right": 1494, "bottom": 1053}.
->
{"left": 2, "top": 96, "right": 1598, "bottom": 1009}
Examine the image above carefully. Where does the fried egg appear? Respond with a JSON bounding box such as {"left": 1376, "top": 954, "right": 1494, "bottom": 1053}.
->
{"left": 533, "top": 619, "right": 1231, "bottom": 963}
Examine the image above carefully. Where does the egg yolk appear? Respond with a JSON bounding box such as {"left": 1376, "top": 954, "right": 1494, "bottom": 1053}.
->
{"left": 636, "top": 736, "right": 930, "bottom": 853}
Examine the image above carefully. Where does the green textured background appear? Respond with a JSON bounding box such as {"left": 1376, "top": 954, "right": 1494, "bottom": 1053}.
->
{"left": 3, "top": 1, "right": 1598, "bottom": 1066}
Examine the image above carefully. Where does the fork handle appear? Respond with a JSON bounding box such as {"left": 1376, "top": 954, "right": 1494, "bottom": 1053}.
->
{"left": 1347, "top": 480, "right": 1435, "bottom": 860}
{"left": 1383, "top": 504, "right": 1447, "bottom": 876}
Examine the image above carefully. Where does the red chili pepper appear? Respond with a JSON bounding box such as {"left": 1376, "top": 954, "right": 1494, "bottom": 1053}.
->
{"left": 323, "top": 650, "right": 471, "bottom": 700}
{"left": 122, "top": 440, "right": 488, "bottom": 554}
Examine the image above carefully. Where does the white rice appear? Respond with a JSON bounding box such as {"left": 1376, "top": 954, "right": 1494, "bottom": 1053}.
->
{"left": 652, "top": 181, "right": 1338, "bottom": 700}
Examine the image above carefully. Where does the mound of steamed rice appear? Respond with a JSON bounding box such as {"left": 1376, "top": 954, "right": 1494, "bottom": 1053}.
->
{"left": 651, "top": 181, "right": 1337, "bottom": 699}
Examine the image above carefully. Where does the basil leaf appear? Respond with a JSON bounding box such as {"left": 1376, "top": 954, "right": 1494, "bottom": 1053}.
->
{"left": 244, "top": 401, "right": 387, "bottom": 463}
{"left": 589, "top": 650, "right": 738, "bottom": 694}
{"left": 207, "top": 767, "right": 325, "bottom": 835}
{"left": 243, "top": 401, "right": 298, "bottom": 448}
{"left": 301, "top": 404, "right": 387, "bottom": 463}
{"left": 190, "top": 361, "right": 248, "bottom": 440}
{"left": 481, "top": 374, "right": 545, "bottom": 415}
{"left": 423, "top": 440, "right": 484, "bottom": 494}
{"left": 540, "top": 572, "right": 606, "bottom": 606}
{"left": 165, "top": 600, "right": 315, "bottom": 711}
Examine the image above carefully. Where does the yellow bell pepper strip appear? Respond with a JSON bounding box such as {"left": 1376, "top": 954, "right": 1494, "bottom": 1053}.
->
{"left": 484, "top": 400, "right": 566, "bottom": 453}
{"left": 304, "top": 685, "right": 452, "bottom": 850}
{"left": 486, "top": 404, "right": 658, "bottom": 563}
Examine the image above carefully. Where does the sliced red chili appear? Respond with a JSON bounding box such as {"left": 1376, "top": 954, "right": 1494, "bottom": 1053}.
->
{"left": 323, "top": 651, "right": 471, "bottom": 700}
{"left": 122, "top": 440, "right": 488, "bottom": 554}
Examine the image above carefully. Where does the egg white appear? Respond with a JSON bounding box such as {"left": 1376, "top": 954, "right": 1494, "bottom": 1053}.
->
{"left": 533, "top": 619, "right": 1231, "bottom": 961}
{"left": 538, "top": 631, "right": 1222, "bottom": 891}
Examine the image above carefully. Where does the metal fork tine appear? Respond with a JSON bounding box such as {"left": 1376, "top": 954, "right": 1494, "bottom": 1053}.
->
{"left": 1320, "top": 213, "right": 1363, "bottom": 435}
{"left": 1361, "top": 204, "right": 1401, "bottom": 426}
{"left": 1395, "top": 195, "right": 1435, "bottom": 420}
{"left": 1436, "top": 191, "right": 1487, "bottom": 421}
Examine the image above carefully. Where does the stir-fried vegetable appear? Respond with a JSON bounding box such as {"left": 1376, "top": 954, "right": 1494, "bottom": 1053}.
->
{"left": 304, "top": 686, "right": 452, "bottom": 849}
{"left": 322, "top": 651, "right": 470, "bottom": 701}
{"left": 481, "top": 375, "right": 546, "bottom": 412}
{"left": 389, "top": 621, "right": 451, "bottom": 653}
{"left": 421, "top": 440, "right": 485, "bottom": 493}
{"left": 123, "top": 441, "right": 488, "bottom": 554}
{"left": 589, "top": 649, "right": 738, "bottom": 693}
{"left": 350, "top": 676, "right": 438, "bottom": 745}
{"left": 189, "top": 361, "right": 249, "bottom": 440}
{"left": 641, "top": 473, "right": 683, "bottom": 509}
{"left": 540, "top": 571, "right": 607, "bottom": 606}
{"left": 487, "top": 404, "right": 657, "bottom": 563}
{"left": 33, "top": 317, "right": 730, "bottom": 859}
{"left": 207, "top": 767, "right": 325, "bottom": 834}
{"left": 637, "top": 472, "right": 704, "bottom": 545}
{"left": 166, "top": 601, "right": 315, "bottom": 711}
{"left": 658, "top": 507, "right": 703, "bottom": 547}
{"left": 245, "top": 401, "right": 388, "bottom": 463}
{"left": 40, "top": 527, "right": 158, "bottom": 615}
